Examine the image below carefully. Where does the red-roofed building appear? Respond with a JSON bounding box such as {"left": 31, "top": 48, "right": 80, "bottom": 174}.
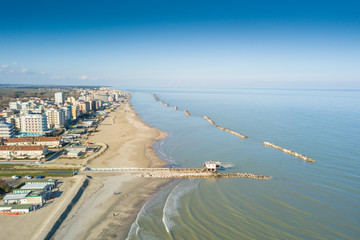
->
{"left": 4, "top": 137, "right": 62, "bottom": 148}
{"left": 33, "top": 137, "right": 62, "bottom": 148}
{"left": 0, "top": 145, "right": 13, "bottom": 159}
{"left": 0, "top": 145, "right": 48, "bottom": 160}
{"left": 4, "top": 137, "right": 33, "bottom": 146}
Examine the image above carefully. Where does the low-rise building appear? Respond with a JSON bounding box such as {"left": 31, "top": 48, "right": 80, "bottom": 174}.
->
{"left": 0, "top": 145, "right": 48, "bottom": 160}
{"left": 4, "top": 137, "right": 33, "bottom": 146}
{"left": 0, "top": 145, "right": 13, "bottom": 159}
{"left": 0, "top": 204, "right": 36, "bottom": 213}
{"left": 12, "top": 145, "right": 48, "bottom": 159}
{"left": 67, "top": 150, "right": 82, "bottom": 158}
{"left": 34, "top": 136, "right": 62, "bottom": 148}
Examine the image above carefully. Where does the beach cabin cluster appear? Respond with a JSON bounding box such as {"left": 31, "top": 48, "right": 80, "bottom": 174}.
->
{"left": 0, "top": 180, "right": 56, "bottom": 214}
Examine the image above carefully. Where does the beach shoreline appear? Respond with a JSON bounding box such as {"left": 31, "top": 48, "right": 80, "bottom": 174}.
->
{"left": 52, "top": 95, "right": 171, "bottom": 239}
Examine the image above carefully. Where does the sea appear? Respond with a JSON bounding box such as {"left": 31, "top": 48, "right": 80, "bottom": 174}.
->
{"left": 120, "top": 88, "right": 359, "bottom": 240}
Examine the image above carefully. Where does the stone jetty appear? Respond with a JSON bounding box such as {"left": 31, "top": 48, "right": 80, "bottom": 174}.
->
{"left": 203, "top": 116, "right": 215, "bottom": 125}
{"left": 174, "top": 106, "right": 178, "bottom": 110}
{"left": 184, "top": 110, "right": 191, "bottom": 116}
{"left": 214, "top": 125, "right": 248, "bottom": 139}
{"left": 263, "top": 142, "right": 315, "bottom": 162}
{"left": 152, "top": 94, "right": 160, "bottom": 102}
{"left": 140, "top": 171, "right": 271, "bottom": 180}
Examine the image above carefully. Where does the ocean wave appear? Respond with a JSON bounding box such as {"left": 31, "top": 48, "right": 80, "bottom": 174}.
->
{"left": 162, "top": 179, "right": 201, "bottom": 233}
{"left": 125, "top": 180, "right": 180, "bottom": 240}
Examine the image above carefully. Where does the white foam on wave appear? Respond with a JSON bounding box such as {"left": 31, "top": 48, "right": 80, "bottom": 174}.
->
{"left": 154, "top": 138, "right": 177, "bottom": 164}
{"left": 222, "top": 163, "right": 235, "bottom": 169}
{"left": 125, "top": 180, "right": 180, "bottom": 240}
{"left": 162, "top": 179, "right": 201, "bottom": 233}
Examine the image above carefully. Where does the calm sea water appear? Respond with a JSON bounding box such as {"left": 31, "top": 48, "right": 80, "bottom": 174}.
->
{"left": 124, "top": 88, "right": 360, "bottom": 240}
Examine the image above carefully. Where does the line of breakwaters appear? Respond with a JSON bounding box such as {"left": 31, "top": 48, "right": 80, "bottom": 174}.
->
{"left": 152, "top": 93, "right": 315, "bottom": 163}
{"left": 203, "top": 116, "right": 248, "bottom": 139}
{"left": 263, "top": 142, "right": 315, "bottom": 162}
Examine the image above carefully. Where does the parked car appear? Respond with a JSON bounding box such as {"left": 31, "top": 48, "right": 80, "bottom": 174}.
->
{"left": 11, "top": 175, "right": 20, "bottom": 179}
{"left": 24, "top": 175, "right": 33, "bottom": 179}
{"left": 35, "top": 176, "right": 43, "bottom": 179}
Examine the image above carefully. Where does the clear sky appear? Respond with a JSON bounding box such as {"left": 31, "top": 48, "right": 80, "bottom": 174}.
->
{"left": 0, "top": 0, "right": 359, "bottom": 89}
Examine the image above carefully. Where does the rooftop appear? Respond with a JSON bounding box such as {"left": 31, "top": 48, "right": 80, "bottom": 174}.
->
{"left": 3, "top": 193, "right": 29, "bottom": 200}
{"left": 0, "top": 204, "right": 33, "bottom": 209}
{"left": 5, "top": 137, "right": 33, "bottom": 143}
{"left": 34, "top": 136, "right": 61, "bottom": 142}
{"left": 14, "top": 145, "right": 47, "bottom": 151}
{"left": 21, "top": 183, "right": 49, "bottom": 190}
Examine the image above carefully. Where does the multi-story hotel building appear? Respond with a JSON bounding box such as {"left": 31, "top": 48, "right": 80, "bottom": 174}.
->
{"left": 20, "top": 114, "right": 48, "bottom": 136}
{"left": 45, "top": 108, "right": 66, "bottom": 129}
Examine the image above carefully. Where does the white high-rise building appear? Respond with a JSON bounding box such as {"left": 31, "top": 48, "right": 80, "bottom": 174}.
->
{"left": 45, "top": 108, "right": 66, "bottom": 129}
{"left": 20, "top": 114, "right": 48, "bottom": 135}
{"left": 55, "top": 92, "right": 65, "bottom": 105}
{"left": 0, "top": 122, "right": 15, "bottom": 138}
{"left": 61, "top": 106, "right": 73, "bottom": 123}
{"left": 9, "top": 101, "right": 21, "bottom": 110}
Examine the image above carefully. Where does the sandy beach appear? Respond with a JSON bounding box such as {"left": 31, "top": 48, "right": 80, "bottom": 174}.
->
{"left": 52, "top": 100, "right": 170, "bottom": 239}
{"left": 0, "top": 175, "right": 86, "bottom": 240}
{"left": 0, "top": 97, "right": 170, "bottom": 240}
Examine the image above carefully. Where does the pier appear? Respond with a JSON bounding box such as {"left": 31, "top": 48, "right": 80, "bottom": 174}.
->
{"left": 263, "top": 142, "right": 315, "bottom": 162}
{"left": 85, "top": 167, "right": 271, "bottom": 180}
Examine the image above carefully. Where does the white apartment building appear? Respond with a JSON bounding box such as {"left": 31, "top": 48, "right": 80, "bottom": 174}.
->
{"left": 55, "top": 92, "right": 65, "bottom": 105}
{"left": 20, "top": 114, "right": 48, "bottom": 135}
{"left": 45, "top": 108, "right": 66, "bottom": 129}
{"left": 0, "top": 122, "right": 15, "bottom": 138}
{"left": 9, "top": 101, "right": 21, "bottom": 110}
{"left": 61, "top": 106, "right": 73, "bottom": 122}
{"left": 71, "top": 106, "right": 80, "bottom": 120}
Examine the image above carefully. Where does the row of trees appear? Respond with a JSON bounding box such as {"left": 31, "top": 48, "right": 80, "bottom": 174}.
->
{"left": 0, "top": 178, "right": 10, "bottom": 193}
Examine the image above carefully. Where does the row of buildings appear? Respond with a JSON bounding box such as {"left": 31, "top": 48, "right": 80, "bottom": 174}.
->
{"left": 0, "top": 88, "right": 124, "bottom": 137}
{"left": 0, "top": 137, "right": 61, "bottom": 160}
{"left": 0, "top": 180, "right": 57, "bottom": 214}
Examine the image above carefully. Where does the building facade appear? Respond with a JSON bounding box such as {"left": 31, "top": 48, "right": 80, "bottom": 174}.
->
{"left": 20, "top": 114, "right": 48, "bottom": 135}
{"left": 55, "top": 92, "right": 65, "bottom": 105}
{"left": 45, "top": 108, "right": 66, "bottom": 129}
{"left": 0, "top": 122, "right": 15, "bottom": 138}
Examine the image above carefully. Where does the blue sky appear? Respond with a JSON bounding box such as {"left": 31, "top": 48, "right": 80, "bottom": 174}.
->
{"left": 0, "top": 0, "right": 359, "bottom": 89}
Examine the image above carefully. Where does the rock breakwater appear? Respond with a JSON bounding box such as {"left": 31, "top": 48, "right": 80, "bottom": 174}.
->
{"left": 152, "top": 94, "right": 160, "bottom": 102}
{"left": 139, "top": 171, "right": 271, "bottom": 180}
{"left": 263, "top": 142, "right": 315, "bottom": 162}
{"left": 203, "top": 116, "right": 215, "bottom": 125}
{"left": 215, "top": 125, "right": 248, "bottom": 139}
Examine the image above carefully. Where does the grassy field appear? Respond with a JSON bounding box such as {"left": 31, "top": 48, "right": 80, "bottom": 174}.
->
{"left": 0, "top": 164, "right": 80, "bottom": 177}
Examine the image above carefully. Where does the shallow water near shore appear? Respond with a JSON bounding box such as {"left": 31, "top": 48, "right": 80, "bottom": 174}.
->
{"left": 125, "top": 88, "right": 360, "bottom": 240}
